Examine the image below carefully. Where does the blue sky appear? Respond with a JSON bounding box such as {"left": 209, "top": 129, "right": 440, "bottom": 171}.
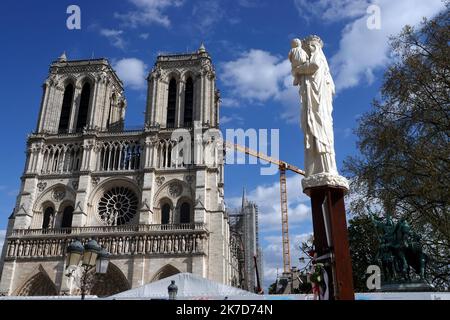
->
{"left": 0, "top": 0, "right": 446, "bottom": 289}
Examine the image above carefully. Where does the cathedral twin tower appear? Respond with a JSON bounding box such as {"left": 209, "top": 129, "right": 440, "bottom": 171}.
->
{"left": 0, "top": 46, "right": 237, "bottom": 296}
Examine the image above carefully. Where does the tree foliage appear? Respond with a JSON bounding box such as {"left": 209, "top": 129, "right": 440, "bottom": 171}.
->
{"left": 344, "top": 5, "right": 450, "bottom": 290}
{"left": 348, "top": 216, "right": 378, "bottom": 292}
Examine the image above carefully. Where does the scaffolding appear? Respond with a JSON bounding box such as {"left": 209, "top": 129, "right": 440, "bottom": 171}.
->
{"left": 228, "top": 193, "right": 263, "bottom": 293}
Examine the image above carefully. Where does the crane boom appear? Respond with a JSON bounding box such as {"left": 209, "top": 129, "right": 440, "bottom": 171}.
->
{"left": 224, "top": 141, "right": 305, "bottom": 274}
{"left": 224, "top": 142, "right": 305, "bottom": 176}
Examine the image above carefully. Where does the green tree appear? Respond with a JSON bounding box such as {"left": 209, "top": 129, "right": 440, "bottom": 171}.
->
{"left": 268, "top": 281, "right": 277, "bottom": 294}
{"left": 348, "top": 216, "right": 378, "bottom": 292}
{"left": 344, "top": 4, "right": 450, "bottom": 290}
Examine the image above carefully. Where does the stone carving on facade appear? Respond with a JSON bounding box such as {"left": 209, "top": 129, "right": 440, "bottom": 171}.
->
{"left": 195, "top": 235, "right": 201, "bottom": 252}
{"left": 167, "top": 236, "right": 172, "bottom": 253}
{"left": 153, "top": 237, "right": 158, "bottom": 253}
{"left": 130, "top": 237, "right": 136, "bottom": 254}
{"left": 151, "top": 66, "right": 162, "bottom": 80}
{"left": 168, "top": 181, "right": 182, "bottom": 197}
{"left": 72, "top": 181, "right": 79, "bottom": 190}
{"left": 124, "top": 237, "right": 130, "bottom": 253}
{"left": 174, "top": 236, "right": 179, "bottom": 252}
{"left": 138, "top": 237, "right": 144, "bottom": 253}
{"left": 94, "top": 142, "right": 102, "bottom": 153}
{"left": 44, "top": 242, "right": 50, "bottom": 256}
{"left": 84, "top": 140, "right": 94, "bottom": 150}
{"left": 25, "top": 242, "right": 30, "bottom": 256}
{"left": 118, "top": 238, "right": 123, "bottom": 254}
{"left": 134, "top": 175, "right": 142, "bottom": 186}
{"left": 155, "top": 176, "right": 165, "bottom": 186}
{"left": 181, "top": 236, "right": 186, "bottom": 253}
{"left": 52, "top": 188, "right": 66, "bottom": 202}
{"left": 37, "top": 182, "right": 47, "bottom": 192}
{"left": 185, "top": 175, "right": 194, "bottom": 184}
{"left": 7, "top": 232, "right": 206, "bottom": 260}
{"left": 92, "top": 177, "right": 100, "bottom": 187}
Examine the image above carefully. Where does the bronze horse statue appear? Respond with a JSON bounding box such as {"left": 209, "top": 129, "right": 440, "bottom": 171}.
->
{"left": 394, "top": 219, "right": 428, "bottom": 279}
{"left": 372, "top": 215, "right": 428, "bottom": 281}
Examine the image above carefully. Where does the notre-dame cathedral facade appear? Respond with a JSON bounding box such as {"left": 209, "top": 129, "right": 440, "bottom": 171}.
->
{"left": 0, "top": 45, "right": 239, "bottom": 296}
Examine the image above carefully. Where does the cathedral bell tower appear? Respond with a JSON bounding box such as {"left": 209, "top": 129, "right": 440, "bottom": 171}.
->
{"left": 145, "top": 43, "right": 220, "bottom": 129}
{"left": 37, "top": 53, "right": 126, "bottom": 134}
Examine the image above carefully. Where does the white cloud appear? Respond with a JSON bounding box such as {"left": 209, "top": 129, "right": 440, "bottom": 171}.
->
{"left": 0, "top": 230, "right": 5, "bottom": 255}
{"left": 220, "top": 114, "right": 243, "bottom": 125}
{"left": 100, "top": 29, "right": 126, "bottom": 49}
{"left": 113, "top": 58, "right": 148, "bottom": 90}
{"left": 0, "top": 185, "right": 18, "bottom": 197}
{"left": 221, "top": 50, "right": 290, "bottom": 102}
{"left": 227, "top": 175, "right": 311, "bottom": 232}
{"left": 192, "top": 0, "right": 224, "bottom": 31}
{"left": 7, "top": 189, "right": 18, "bottom": 197}
{"left": 139, "top": 33, "right": 150, "bottom": 39}
{"left": 220, "top": 97, "right": 241, "bottom": 108}
{"left": 220, "top": 50, "right": 300, "bottom": 123}
{"left": 261, "top": 232, "right": 313, "bottom": 289}
{"left": 220, "top": 116, "right": 233, "bottom": 124}
{"left": 294, "top": 0, "right": 371, "bottom": 23}
{"left": 115, "top": 0, "right": 184, "bottom": 28}
{"left": 294, "top": 0, "right": 446, "bottom": 92}
{"left": 238, "top": 0, "right": 260, "bottom": 8}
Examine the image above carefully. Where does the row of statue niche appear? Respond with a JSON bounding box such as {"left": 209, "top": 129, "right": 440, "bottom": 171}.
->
{"left": 7, "top": 239, "right": 68, "bottom": 258}
{"left": 7, "top": 234, "right": 207, "bottom": 258}
{"left": 98, "top": 234, "right": 206, "bottom": 254}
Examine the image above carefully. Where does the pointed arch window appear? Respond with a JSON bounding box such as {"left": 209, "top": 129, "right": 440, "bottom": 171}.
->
{"left": 76, "top": 82, "right": 91, "bottom": 131}
{"left": 180, "top": 202, "right": 191, "bottom": 224}
{"left": 61, "top": 205, "right": 74, "bottom": 229}
{"left": 184, "top": 77, "right": 194, "bottom": 126}
{"left": 42, "top": 207, "right": 54, "bottom": 229}
{"left": 107, "top": 93, "right": 115, "bottom": 130}
{"left": 161, "top": 203, "right": 171, "bottom": 224}
{"left": 166, "top": 78, "right": 177, "bottom": 128}
{"left": 58, "top": 84, "right": 74, "bottom": 133}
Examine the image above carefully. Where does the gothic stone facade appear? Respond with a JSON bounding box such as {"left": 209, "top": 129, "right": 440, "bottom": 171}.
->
{"left": 0, "top": 47, "right": 238, "bottom": 296}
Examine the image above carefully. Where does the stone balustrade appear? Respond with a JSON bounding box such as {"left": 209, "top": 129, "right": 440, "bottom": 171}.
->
{"left": 10, "top": 223, "right": 207, "bottom": 237}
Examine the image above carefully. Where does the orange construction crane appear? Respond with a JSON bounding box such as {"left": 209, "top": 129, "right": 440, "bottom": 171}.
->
{"left": 224, "top": 142, "right": 305, "bottom": 274}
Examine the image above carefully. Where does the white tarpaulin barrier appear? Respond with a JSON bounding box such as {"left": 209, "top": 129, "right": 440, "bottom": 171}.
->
{"left": 109, "top": 273, "right": 258, "bottom": 299}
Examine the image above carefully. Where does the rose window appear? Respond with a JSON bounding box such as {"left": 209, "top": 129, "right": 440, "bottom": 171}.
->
{"left": 98, "top": 187, "right": 138, "bottom": 225}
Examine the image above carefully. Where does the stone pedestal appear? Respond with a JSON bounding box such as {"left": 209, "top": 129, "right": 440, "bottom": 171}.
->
{"left": 303, "top": 173, "right": 354, "bottom": 300}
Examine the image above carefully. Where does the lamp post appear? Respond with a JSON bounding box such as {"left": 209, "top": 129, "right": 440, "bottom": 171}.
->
{"left": 168, "top": 280, "right": 178, "bottom": 300}
{"left": 65, "top": 239, "right": 110, "bottom": 300}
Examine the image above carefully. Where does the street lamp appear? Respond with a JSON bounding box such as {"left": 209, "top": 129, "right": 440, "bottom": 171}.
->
{"left": 96, "top": 247, "right": 111, "bottom": 274}
{"left": 65, "top": 239, "right": 110, "bottom": 300}
{"left": 168, "top": 280, "right": 178, "bottom": 300}
{"left": 66, "top": 239, "right": 84, "bottom": 267}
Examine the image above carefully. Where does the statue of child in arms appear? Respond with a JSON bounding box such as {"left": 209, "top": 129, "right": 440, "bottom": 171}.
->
{"left": 288, "top": 38, "right": 309, "bottom": 86}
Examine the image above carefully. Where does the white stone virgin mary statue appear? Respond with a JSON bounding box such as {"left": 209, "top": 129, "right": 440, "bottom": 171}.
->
{"left": 291, "top": 35, "right": 348, "bottom": 190}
